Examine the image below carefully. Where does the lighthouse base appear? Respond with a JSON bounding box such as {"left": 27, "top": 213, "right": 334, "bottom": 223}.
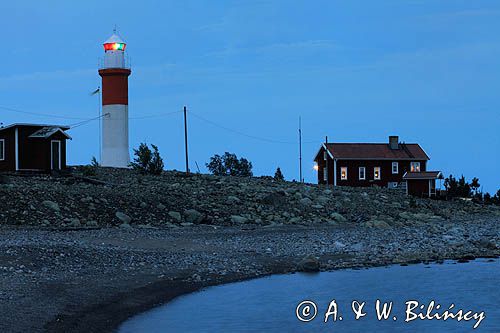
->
{"left": 101, "top": 104, "right": 130, "bottom": 168}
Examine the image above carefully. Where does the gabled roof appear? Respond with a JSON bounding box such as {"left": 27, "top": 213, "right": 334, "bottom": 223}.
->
{"left": 403, "top": 171, "right": 443, "bottom": 180}
{"left": 319, "top": 143, "right": 429, "bottom": 160}
{"left": 29, "top": 126, "right": 72, "bottom": 140}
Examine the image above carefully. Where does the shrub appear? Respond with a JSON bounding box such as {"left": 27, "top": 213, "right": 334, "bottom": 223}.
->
{"left": 206, "top": 152, "right": 253, "bottom": 177}
{"left": 130, "top": 143, "right": 164, "bottom": 175}
{"left": 274, "top": 167, "right": 284, "bottom": 181}
{"left": 81, "top": 156, "right": 99, "bottom": 177}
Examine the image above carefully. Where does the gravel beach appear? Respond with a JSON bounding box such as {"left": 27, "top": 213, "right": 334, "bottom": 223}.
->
{"left": 0, "top": 169, "right": 499, "bottom": 332}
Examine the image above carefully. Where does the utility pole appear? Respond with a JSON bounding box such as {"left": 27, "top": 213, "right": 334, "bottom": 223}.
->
{"left": 184, "top": 106, "right": 190, "bottom": 174}
{"left": 299, "top": 116, "right": 303, "bottom": 183}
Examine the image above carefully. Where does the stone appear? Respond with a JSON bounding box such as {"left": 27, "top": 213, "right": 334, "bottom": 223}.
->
{"left": 86, "top": 220, "right": 98, "bottom": 227}
{"left": 67, "top": 218, "right": 81, "bottom": 227}
{"left": 168, "top": 211, "right": 182, "bottom": 222}
{"left": 297, "top": 255, "right": 320, "bottom": 272}
{"left": 330, "top": 213, "right": 347, "bottom": 223}
{"left": 42, "top": 200, "right": 60, "bottom": 212}
{"left": 157, "top": 203, "right": 166, "bottom": 210}
{"left": 184, "top": 209, "right": 204, "bottom": 224}
{"left": 231, "top": 215, "right": 249, "bottom": 224}
{"left": 227, "top": 196, "right": 241, "bottom": 204}
{"left": 119, "top": 223, "right": 131, "bottom": 229}
{"left": 115, "top": 211, "right": 132, "bottom": 224}
{"left": 261, "top": 191, "right": 287, "bottom": 205}
{"left": 288, "top": 217, "right": 301, "bottom": 224}
{"left": 299, "top": 197, "right": 313, "bottom": 206}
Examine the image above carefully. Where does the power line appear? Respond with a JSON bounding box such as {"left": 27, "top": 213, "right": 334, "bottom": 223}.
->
{"left": 69, "top": 113, "right": 110, "bottom": 129}
{"left": 0, "top": 105, "right": 88, "bottom": 120}
{"left": 190, "top": 111, "right": 317, "bottom": 145}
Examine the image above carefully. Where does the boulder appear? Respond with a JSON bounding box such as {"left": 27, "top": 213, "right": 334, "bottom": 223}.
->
{"left": 231, "top": 215, "right": 249, "bottom": 224}
{"left": 184, "top": 209, "right": 204, "bottom": 224}
{"left": 297, "top": 255, "right": 320, "bottom": 272}
{"left": 157, "top": 203, "right": 166, "bottom": 210}
{"left": 299, "top": 197, "right": 313, "bottom": 206}
{"left": 168, "top": 211, "right": 182, "bottom": 222}
{"left": 115, "top": 211, "right": 132, "bottom": 224}
{"left": 261, "top": 191, "right": 287, "bottom": 205}
{"left": 42, "top": 200, "right": 60, "bottom": 212}
{"left": 330, "top": 212, "right": 347, "bottom": 223}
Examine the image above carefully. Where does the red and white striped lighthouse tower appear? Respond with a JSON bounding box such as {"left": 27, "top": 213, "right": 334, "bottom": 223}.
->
{"left": 98, "top": 30, "right": 131, "bottom": 168}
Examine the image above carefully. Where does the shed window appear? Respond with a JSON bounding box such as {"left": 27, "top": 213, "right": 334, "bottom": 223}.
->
{"left": 323, "top": 151, "right": 327, "bottom": 160}
{"left": 410, "top": 162, "right": 421, "bottom": 172}
{"left": 374, "top": 167, "right": 381, "bottom": 180}
{"left": 359, "top": 167, "right": 366, "bottom": 180}
{"left": 392, "top": 162, "right": 399, "bottom": 174}
{"left": 0, "top": 139, "right": 4, "bottom": 161}
{"left": 341, "top": 167, "right": 347, "bottom": 180}
{"left": 323, "top": 169, "right": 327, "bottom": 181}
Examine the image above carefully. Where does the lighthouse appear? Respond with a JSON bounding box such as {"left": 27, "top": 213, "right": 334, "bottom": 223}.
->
{"left": 98, "top": 30, "right": 131, "bottom": 168}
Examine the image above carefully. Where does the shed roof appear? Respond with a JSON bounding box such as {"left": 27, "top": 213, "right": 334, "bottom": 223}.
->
{"left": 29, "top": 126, "right": 72, "bottom": 139}
{"left": 403, "top": 171, "right": 443, "bottom": 180}
{"left": 0, "top": 123, "right": 70, "bottom": 132}
{"left": 321, "top": 143, "right": 429, "bottom": 160}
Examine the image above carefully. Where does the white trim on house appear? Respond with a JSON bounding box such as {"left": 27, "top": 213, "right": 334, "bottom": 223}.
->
{"left": 392, "top": 161, "right": 399, "bottom": 174}
{"left": 0, "top": 139, "right": 5, "bottom": 161}
{"left": 333, "top": 159, "right": 337, "bottom": 186}
{"left": 374, "top": 166, "right": 381, "bottom": 180}
{"left": 359, "top": 166, "right": 366, "bottom": 180}
{"left": 15, "top": 128, "right": 19, "bottom": 171}
{"left": 340, "top": 167, "right": 348, "bottom": 180}
{"left": 50, "top": 140, "right": 62, "bottom": 170}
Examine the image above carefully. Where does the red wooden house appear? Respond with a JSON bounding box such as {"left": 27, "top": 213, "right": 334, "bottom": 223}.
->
{"left": 314, "top": 136, "right": 442, "bottom": 197}
{"left": 0, "top": 124, "right": 71, "bottom": 173}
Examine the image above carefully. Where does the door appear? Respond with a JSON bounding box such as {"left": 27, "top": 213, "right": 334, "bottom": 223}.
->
{"left": 51, "top": 140, "right": 61, "bottom": 171}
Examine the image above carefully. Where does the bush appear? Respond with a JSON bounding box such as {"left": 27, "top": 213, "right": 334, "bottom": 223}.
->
{"left": 81, "top": 156, "right": 99, "bottom": 177}
{"left": 206, "top": 152, "right": 253, "bottom": 177}
{"left": 130, "top": 143, "right": 164, "bottom": 175}
{"left": 274, "top": 167, "right": 284, "bottom": 181}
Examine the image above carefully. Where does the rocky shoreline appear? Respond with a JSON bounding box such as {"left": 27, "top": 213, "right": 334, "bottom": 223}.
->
{"left": 0, "top": 169, "right": 499, "bottom": 332}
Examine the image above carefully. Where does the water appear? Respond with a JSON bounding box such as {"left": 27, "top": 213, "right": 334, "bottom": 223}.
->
{"left": 120, "top": 259, "right": 499, "bottom": 332}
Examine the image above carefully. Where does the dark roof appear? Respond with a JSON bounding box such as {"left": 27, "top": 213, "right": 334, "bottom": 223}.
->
{"left": 323, "top": 143, "right": 429, "bottom": 160}
{"left": 403, "top": 171, "right": 443, "bottom": 180}
{"left": 0, "top": 123, "right": 70, "bottom": 132}
{"left": 29, "top": 126, "right": 72, "bottom": 139}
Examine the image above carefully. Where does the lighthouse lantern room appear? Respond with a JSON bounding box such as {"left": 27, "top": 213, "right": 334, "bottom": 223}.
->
{"left": 99, "top": 30, "right": 131, "bottom": 168}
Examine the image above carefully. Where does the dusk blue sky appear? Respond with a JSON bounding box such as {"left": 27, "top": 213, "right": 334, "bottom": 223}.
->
{"left": 1, "top": 1, "right": 499, "bottom": 192}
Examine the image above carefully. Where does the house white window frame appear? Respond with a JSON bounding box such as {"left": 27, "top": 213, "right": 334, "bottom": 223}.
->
{"left": 374, "top": 167, "right": 381, "bottom": 180}
{"left": 410, "top": 162, "right": 421, "bottom": 172}
{"left": 392, "top": 161, "right": 399, "bottom": 174}
{"left": 359, "top": 166, "right": 366, "bottom": 180}
{"left": 50, "top": 140, "right": 62, "bottom": 170}
{"left": 340, "top": 167, "right": 348, "bottom": 180}
{"left": 0, "top": 139, "right": 5, "bottom": 161}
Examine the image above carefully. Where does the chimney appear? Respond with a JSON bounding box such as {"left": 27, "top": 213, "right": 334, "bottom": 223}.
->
{"left": 389, "top": 135, "right": 399, "bottom": 150}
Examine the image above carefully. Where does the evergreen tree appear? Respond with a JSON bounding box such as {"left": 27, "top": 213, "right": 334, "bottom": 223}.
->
{"left": 130, "top": 143, "right": 164, "bottom": 175}
{"left": 274, "top": 167, "right": 284, "bottom": 181}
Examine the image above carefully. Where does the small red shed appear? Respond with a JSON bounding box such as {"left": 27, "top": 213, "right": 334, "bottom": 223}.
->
{"left": 0, "top": 124, "right": 71, "bottom": 173}
{"left": 403, "top": 171, "right": 443, "bottom": 198}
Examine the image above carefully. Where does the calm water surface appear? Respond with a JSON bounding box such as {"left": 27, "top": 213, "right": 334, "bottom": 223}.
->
{"left": 120, "top": 258, "right": 499, "bottom": 332}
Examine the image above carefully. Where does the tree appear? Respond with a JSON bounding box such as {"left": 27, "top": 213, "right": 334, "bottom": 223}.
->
{"left": 444, "top": 174, "right": 458, "bottom": 197}
{"left": 206, "top": 152, "right": 253, "bottom": 177}
{"left": 470, "top": 177, "right": 480, "bottom": 195}
{"left": 483, "top": 192, "right": 492, "bottom": 204}
{"left": 274, "top": 167, "right": 284, "bottom": 181}
{"left": 130, "top": 143, "right": 164, "bottom": 175}
{"left": 457, "top": 175, "right": 471, "bottom": 198}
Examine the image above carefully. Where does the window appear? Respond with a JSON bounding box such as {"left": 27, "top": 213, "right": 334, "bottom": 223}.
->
{"left": 359, "top": 167, "right": 366, "bottom": 180}
{"left": 374, "top": 167, "right": 381, "bottom": 180}
{"left": 0, "top": 139, "right": 4, "bottom": 161}
{"left": 410, "top": 162, "right": 421, "bottom": 172}
{"left": 323, "top": 151, "right": 327, "bottom": 160}
{"left": 323, "top": 169, "right": 327, "bottom": 181}
{"left": 341, "top": 167, "right": 347, "bottom": 180}
{"left": 392, "top": 162, "right": 399, "bottom": 174}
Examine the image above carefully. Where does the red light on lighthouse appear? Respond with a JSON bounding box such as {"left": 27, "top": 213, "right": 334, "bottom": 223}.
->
{"left": 103, "top": 42, "right": 126, "bottom": 51}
